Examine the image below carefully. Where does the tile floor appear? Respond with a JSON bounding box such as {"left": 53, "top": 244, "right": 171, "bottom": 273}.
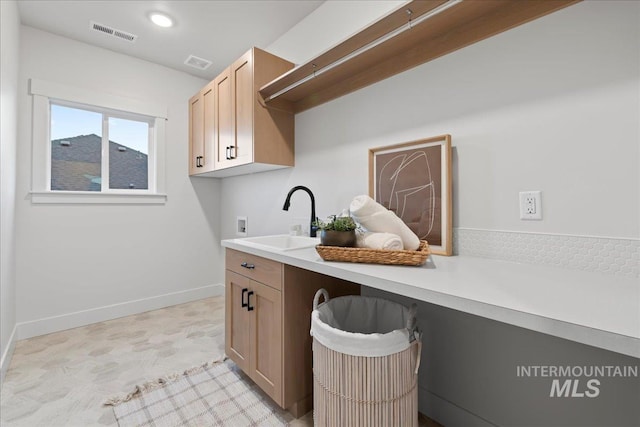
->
{"left": 1, "top": 296, "right": 437, "bottom": 426}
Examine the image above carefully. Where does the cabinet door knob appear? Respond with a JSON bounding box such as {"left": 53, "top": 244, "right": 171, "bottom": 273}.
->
{"left": 241, "top": 288, "right": 248, "bottom": 308}
{"left": 229, "top": 145, "right": 236, "bottom": 160}
{"left": 226, "top": 146, "right": 231, "bottom": 160}
{"left": 240, "top": 262, "right": 255, "bottom": 269}
{"left": 247, "top": 291, "right": 254, "bottom": 311}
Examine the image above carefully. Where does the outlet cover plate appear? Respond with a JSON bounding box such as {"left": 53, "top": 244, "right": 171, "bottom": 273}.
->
{"left": 236, "top": 216, "right": 248, "bottom": 236}
{"left": 519, "top": 191, "right": 542, "bottom": 220}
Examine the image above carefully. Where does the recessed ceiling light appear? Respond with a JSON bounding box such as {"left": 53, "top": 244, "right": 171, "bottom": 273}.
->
{"left": 150, "top": 12, "right": 173, "bottom": 28}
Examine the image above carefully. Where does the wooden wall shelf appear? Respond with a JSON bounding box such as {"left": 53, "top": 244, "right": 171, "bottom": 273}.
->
{"left": 259, "top": 0, "right": 580, "bottom": 114}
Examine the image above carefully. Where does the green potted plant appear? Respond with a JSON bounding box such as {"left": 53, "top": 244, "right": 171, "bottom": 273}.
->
{"left": 314, "top": 215, "right": 358, "bottom": 247}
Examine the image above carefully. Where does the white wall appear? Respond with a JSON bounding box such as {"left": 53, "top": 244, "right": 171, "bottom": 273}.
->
{"left": 0, "top": 0, "right": 21, "bottom": 383}
{"left": 14, "top": 26, "right": 224, "bottom": 337}
{"left": 266, "top": 0, "right": 404, "bottom": 66}
{"left": 222, "top": 1, "right": 639, "bottom": 240}
{"left": 220, "top": 1, "right": 640, "bottom": 425}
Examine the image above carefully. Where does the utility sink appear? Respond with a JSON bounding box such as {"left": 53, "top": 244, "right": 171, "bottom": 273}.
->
{"left": 235, "top": 234, "right": 320, "bottom": 251}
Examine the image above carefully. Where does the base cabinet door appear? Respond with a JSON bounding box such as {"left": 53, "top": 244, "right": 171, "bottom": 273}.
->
{"left": 225, "top": 270, "right": 283, "bottom": 406}
{"left": 250, "top": 280, "right": 282, "bottom": 405}
{"left": 225, "top": 271, "right": 251, "bottom": 373}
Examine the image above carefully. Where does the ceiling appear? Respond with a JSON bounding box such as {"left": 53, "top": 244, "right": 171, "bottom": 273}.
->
{"left": 17, "top": 0, "right": 325, "bottom": 80}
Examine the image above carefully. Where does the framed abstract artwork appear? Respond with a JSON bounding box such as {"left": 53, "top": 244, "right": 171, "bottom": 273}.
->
{"left": 369, "top": 135, "right": 452, "bottom": 256}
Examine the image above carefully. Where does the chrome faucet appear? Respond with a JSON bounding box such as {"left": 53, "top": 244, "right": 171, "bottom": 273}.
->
{"left": 282, "top": 185, "right": 318, "bottom": 237}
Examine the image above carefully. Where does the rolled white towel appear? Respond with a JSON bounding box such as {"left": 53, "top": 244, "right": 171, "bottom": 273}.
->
{"left": 354, "top": 210, "right": 421, "bottom": 251}
{"left": 349, "top": 195, "right": 387, "bottom": 217}
{"left": 357, "top": 232, "right": 404, "bottom": 251}
{"left": 350, "top": 194, "right": 421, "bottom": 250}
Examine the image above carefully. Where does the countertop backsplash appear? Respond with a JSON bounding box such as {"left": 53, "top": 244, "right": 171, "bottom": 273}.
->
{"left": 453, "top": 228, "right": 639, "bottom": 279}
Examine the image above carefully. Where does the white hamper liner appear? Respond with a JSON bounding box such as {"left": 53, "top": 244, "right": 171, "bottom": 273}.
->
{"left": 310, "top": 289, "right": 422, "bottom": 427}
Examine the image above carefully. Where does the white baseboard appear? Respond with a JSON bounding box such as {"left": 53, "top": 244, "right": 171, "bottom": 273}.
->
{"left": 16, "top": 284, "right": 224, "bottom": 341}
{"left": 0, "top": 325, "right": 17, "bottom": 386}
{"left": 419, "top": 385, "right": 496, "bottom": 427}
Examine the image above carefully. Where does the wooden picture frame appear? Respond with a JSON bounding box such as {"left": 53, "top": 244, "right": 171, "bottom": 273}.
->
{"left": 369, "top": 135, "right": 452, "bottom": 256}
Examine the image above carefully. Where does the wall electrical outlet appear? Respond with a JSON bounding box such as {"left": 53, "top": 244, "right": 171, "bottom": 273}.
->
{"left": 519, "top": 191, "right": 542, "bottom": 220}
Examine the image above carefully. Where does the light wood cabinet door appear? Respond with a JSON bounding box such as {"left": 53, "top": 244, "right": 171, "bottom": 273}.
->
{"left": 250, "top": 279, "right": 283, "bottom": 405}
{"left": 201, "top": 83, "right": 215, "bottom": 173}
{"left": 215, "top": 51, "right": 253, "bottom": 170}
{"left": 225, "top": 270, "right": 251, "bottom": 373}
{"left": 214, "top": 67, "right": 233, "bottom": 170}
{"left": 188, "top": 82, "right": 215, "bottom": 175}
{"left": 188, "top": 93, "right": 203, "bottom": 175}
{"left": 230, "top": 49, "right": 253, "bottom": 167}
{"left": 225, "top": 269, "right": 283, "bottom": 406}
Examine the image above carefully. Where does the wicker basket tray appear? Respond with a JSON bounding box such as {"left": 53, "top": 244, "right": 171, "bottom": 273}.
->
{"left": 315, "top": 240, "right": 430, "bottom": 266}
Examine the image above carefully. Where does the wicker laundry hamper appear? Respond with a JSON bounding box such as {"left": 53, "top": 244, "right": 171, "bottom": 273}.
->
{"left": 310, "top": 289, "right": 422, "bottom": 427}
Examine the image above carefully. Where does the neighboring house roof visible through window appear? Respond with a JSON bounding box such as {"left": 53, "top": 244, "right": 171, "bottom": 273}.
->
{"left": 51, "top": 134, "right": 148, "bottom": 191}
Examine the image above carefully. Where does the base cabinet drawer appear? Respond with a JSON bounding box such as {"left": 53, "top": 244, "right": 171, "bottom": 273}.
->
{"left": 226, "top": 248, "right": 282, "bottom": 290}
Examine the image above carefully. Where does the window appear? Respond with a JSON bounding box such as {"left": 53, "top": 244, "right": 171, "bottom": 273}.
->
{"left": 29, "top": 79, "right": 167, "bottom": 204}
{"left": 50, "top": 102, "right": 151, "bottom": 192}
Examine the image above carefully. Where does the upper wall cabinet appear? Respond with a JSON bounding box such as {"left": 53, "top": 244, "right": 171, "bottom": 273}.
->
{"left": 259, "top": 0, "right": 581, "bottom": 114}
{"left": 189, "top": 47, "right": 295, "bottom": 178}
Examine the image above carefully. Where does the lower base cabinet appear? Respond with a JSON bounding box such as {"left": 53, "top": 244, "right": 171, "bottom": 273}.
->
{"left": 225, "top": 249, "right": 360, "bottom": 417}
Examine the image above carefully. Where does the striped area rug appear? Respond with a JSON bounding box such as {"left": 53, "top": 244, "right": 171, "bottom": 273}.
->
{"left": 104, "top": 359, "right": 287, "bottom": 427}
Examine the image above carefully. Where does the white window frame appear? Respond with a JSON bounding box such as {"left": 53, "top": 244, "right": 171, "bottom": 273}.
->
{"left": 29, "top": 78, "right": 167, "bottom": 204}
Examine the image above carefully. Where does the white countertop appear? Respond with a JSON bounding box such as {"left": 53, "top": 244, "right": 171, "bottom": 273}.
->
{"left": 221, "top": 238, "right": 640, "bottom": 358}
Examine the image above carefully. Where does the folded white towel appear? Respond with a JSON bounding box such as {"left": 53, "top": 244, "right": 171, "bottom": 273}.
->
{"left": 359, "top": 211, "right": 420, "bottom": 250}
{"left": 350, "top": 195, "right": 420, "bottom": 250}
{"left": 357, "top": 232, "right": 404, "bottom": 251}
{"left": 349, "top": 195, "right": 387, "bottom": 217}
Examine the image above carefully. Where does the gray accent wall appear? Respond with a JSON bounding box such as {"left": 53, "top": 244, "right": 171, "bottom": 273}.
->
{"left": 363, "top": 287, "right": 640, "bottom": 427}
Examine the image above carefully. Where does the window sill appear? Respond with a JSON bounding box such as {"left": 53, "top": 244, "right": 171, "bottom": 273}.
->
{"left": 30, "top": 191, "right": 167, "bottom": 205}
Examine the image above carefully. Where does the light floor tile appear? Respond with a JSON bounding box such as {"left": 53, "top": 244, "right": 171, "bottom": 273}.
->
{"left": 1, "top": 296, "right": 437, "bottom": 426}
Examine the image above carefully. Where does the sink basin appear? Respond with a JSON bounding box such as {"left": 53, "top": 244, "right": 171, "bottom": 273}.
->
{"left": 236, "top": 234, "right": 320, "bottom": 251}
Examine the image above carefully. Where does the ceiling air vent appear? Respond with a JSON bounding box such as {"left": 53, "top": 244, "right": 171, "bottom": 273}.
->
{"left": 184, "top": 55, "right": 212, "bottom": 70}
{"left": 90, "top": 21, "right": 137, "bottom": 43}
